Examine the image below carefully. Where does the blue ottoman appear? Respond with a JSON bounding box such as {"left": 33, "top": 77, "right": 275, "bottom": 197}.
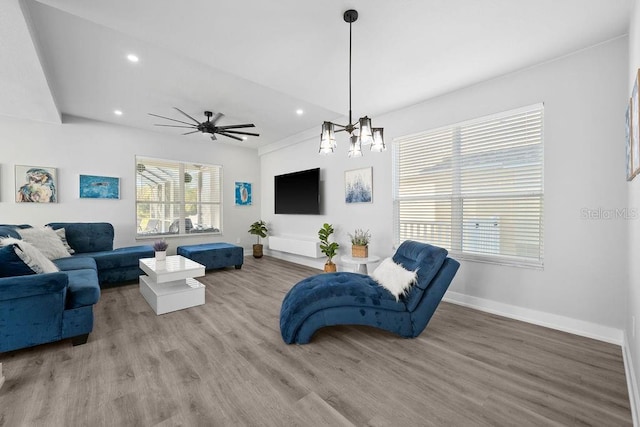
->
{"left": 177, "top": 243, "right": 243, "bottom": 270}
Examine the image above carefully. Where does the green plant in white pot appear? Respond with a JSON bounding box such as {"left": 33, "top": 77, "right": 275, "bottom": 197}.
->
{"left": 248, "top": 220, "right": 268, "bottom": 258}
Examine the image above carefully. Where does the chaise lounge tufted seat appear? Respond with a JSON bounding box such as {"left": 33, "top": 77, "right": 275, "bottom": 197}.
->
{"left": 280, "top": 240, "right": 459, "bottom": 344}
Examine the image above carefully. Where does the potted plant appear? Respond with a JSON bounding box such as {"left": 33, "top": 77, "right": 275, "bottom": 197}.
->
{"left": 348, "top": 229, "right": 370, "bottom": 258}
{"left": 153, "top": 239, "right": 168, "bottom": 261}
{"left": 318, "top": 223, "right": 340, "bottom": 272}
{"left": 248, "top": 220, "right": 268, "bottom": 258}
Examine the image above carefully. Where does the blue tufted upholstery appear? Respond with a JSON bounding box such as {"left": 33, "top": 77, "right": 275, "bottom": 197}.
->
{"left": 177, "top": 243, "right": 243, "bottom": 270}
{"left": 47, "top": 223, "right": 154, "bottom": 286}
{"left": 280, "top": 240, "right": 460, "bottom": 344}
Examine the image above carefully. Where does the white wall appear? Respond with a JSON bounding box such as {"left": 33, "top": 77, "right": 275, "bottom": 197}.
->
{"left": 0, "top": 115, "right": 261, "bottom": 252}
{"left": 261, "top": 37, "right": 629, "bottom": 342}
{"left": 626, "top": 0, "right": 640, "bottom": 418}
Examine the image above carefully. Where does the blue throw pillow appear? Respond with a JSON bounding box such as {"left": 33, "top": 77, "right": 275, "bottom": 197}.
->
{"left": 0, "top": 244, "right": 36, "bottom": 277}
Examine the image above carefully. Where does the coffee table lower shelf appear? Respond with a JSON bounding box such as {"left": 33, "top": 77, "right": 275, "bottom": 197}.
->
{"left": 139, "top": 275, "right": 205, "bottom": 315}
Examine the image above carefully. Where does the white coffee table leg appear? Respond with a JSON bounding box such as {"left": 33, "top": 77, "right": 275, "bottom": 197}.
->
{"left": 356, "top": 263, "right": 368, "bottom": 274}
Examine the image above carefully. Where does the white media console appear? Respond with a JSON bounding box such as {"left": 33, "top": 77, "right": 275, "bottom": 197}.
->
{"left": 268, "top": 235, "right": 322, "bottom": 258}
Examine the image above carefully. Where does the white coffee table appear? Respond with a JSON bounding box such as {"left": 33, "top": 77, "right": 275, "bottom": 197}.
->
{"left": 340, "top": 254, "right": 381, "bottom": 274}
{"left": 139, "top": 255, "right": 206, "bottom": 315}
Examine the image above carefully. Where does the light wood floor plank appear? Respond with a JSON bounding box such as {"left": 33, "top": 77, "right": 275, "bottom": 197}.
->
{"left": 0, "top": 256, "right": 632, "bottom": 426}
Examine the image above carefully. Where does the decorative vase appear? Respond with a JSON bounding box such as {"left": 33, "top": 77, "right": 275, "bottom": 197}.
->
{"left": 324, "top": 262, "right": 337, "bottom": 273}
{"left": 253, "top": 244, "right": 263, "bottom": 259}
{"left": 352, "top": 245, "right": 368, "bottom": 258}
{"left": 155, "top": 251, "right": 166, "bottom": 261}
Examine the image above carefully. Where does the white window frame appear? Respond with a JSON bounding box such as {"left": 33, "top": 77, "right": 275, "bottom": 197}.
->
{"left": 392, "top": 104, "right": 544, "bottom": 269}
{"left": 135, "top": 156, "right": 223, "bottom": 238}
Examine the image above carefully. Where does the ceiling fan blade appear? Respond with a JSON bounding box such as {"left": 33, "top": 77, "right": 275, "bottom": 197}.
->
{"left": 153, "top": 124, "right": 197, "bottom": 129}
{"left": 221, "top": 130, "right": 260, "bottom": 137}
{"left": 211, "top": 112, "right": 224, "bottom": 125}
{"left": 173, "top": 107, "right": 202, "bottom": 125}
{"left": 216, "top": 132, "right": 243, "bottom": 141}
{"left": 216, "top": 124, "right": 256, "bottom": 130}
{"left": 182, "top": 130, "right": 200, "bottom": 135}
{"left": 148, "top": 113, "right": 195, "bottom": 126}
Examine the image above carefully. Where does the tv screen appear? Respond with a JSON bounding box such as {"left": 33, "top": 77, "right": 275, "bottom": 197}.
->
{"left": 274, "top": 168, "right": 320, "bottom": 215}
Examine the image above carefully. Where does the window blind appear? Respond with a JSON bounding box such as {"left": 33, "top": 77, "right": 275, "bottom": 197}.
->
{"left": 393, "top": 104, "right": 544, "bottom": 268}
{"left": 136, "top": 157, "right": 222, "bottom": 237}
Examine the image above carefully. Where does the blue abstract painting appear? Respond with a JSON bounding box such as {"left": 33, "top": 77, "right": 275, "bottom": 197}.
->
{"left": 235, "top": 182, "right": 252, "bottom": 206}
{"left": 79, "top": 175, "right": 120, "bottom": 199}
{"left": 345, "top": 167, "right": 372, "bottom": 204}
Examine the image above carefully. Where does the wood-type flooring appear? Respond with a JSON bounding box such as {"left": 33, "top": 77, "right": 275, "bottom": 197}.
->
{"left": 0, "top": 256, "right": 632, "bottom": 426}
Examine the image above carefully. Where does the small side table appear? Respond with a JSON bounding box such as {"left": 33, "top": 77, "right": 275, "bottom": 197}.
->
{"left": 340, "top": 255, "right": 381, "bottom": 274}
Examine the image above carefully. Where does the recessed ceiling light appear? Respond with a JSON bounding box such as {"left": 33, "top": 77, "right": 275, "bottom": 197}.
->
{"left": 296, "top": 109, "right": 304, "bottom": 115}
{"left": 127, "top": 54, "right": 139, "bottom": 63}
{"left": 114, "top": 110, "right": 123, "bottom": 116}
{"left": 242, "top": 136, "right": 248, "bottom": 140}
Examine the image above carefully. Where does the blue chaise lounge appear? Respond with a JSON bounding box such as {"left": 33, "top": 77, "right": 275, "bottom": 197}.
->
{"left": 280, "top": 240, "right": 460, "bottom": 344}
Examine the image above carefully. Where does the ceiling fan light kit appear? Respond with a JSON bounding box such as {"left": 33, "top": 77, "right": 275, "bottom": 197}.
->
{"left": 319, "top": 9, "right": 386, "bottom": 157}
{"left": 149, "top": 108, "right": 259, "bottom": 142}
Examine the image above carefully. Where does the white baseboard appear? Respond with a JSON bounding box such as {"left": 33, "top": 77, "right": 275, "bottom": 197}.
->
{"left": 443, "top": 291, "right": 624, "bottom": 345}
{"left": 623, "top": 334, "right": 640, "bottom": 427}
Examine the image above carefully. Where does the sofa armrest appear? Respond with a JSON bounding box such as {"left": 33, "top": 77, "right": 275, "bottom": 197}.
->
{"left": 0, "top": 272, "right": 68, "bottom": 301}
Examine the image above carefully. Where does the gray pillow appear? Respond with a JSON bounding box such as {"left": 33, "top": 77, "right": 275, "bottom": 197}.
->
{"left": 17, "top": 226, "right": 71, "bottom": 260}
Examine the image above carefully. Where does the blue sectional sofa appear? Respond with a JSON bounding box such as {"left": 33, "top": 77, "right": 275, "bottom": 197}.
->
{"left": 0, "top": 222, "right": 153, "bottom": 352}
{"left": 47, "top": 222, "right": 154, "bottom": 286}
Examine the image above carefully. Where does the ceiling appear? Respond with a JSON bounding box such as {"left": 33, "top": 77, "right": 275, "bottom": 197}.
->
{"left": 2, "top": 0, "right": 634, "bottom": 149}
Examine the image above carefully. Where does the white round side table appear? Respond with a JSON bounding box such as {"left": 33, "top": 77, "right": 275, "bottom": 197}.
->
{"left": 340, "top": 254, "right": 381, "bottom": 274}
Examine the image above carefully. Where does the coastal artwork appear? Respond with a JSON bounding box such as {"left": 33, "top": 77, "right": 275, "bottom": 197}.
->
{"left": 235, "top": 182, "right": 252, "bottom": 206}
{"left": 345, "top": 167, "right": 372, "bottom": 204}
{"left": 79, "top": 174, "right": 120, "bottom": 199}
{"left": 15, "top": 165, "right": 57, "bottom": 203}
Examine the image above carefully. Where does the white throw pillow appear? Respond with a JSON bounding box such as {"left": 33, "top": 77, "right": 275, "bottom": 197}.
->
{"left": 17, "top": 226, "right": 71, "bottom": 260}
{"left": 371, "top": 257, "right": 418, "bottom": 301}
{"left": 0, "top": 238, "right": 59, "bottom": 274}
{"left": 54, "top": 227, "right": 75, "bottom": 254}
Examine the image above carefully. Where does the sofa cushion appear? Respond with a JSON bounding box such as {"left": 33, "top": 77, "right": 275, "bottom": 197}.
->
{"left": 0, "top": 244, "right": 36, "bottom": 277}
{"left": 0, "top": 225, "right": 21, "bottom": 239}
{"left": 17, "top": 226, "right": 71, "bottom": 260}
{"left": 0, "top": 238, "right": 59, "bottom": 274}
{"left": 53, "top": 256, "right": 98, "bottom": 272}
{"left": 81, "top": 245, "right": 154, "bottom": 270}
{"left": 392, "top": 240, "right": 448, "bottom": 312}
{"left": 65, "top": 269, "right": 100, "bottom": 309}
{"left": 47, "top": 222, "right": 114, "bottom": 253}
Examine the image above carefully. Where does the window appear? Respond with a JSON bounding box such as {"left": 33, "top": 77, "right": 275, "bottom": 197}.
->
{"left": 393, "top": 104, "right": 544, "bottom": 268}
{"left": 136, "top": 157, "right": 222, "bottom": 237}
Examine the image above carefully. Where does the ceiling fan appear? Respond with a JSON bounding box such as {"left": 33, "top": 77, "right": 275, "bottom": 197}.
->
{"left": 149, "top": 107, "right": 259, "bottom": 141}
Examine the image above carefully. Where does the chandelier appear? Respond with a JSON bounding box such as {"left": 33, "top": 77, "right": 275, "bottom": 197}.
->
{"left": 319, "top": 9, "right": 385, "bottom": 157}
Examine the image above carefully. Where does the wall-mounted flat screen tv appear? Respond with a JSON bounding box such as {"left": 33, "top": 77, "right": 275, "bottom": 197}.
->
{"left": 274, "top": 168, "right": 320, "bottom": 215}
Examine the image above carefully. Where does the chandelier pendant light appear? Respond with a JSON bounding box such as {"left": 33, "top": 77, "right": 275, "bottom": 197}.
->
{"left": 319, "top": 9, "right": 386, "bottom": 156}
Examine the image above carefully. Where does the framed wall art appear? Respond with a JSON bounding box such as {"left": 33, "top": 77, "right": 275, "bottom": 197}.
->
{"left": 79, "top": 174, "right": 120, "bottom": 199}
{"left": 627, "top": 100, "right": 633, "bottom": 180}
{"left": 235, "top": 182, "right": 252, "bottom": 206}
{"left": 631, "top": 69, "right": 640, "bottom": 180}
{"left": 15, "top": 165, "right": 57, "bottom": 203}
{"left": 345, "top": 167, "right": 372, "bottom": 204}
